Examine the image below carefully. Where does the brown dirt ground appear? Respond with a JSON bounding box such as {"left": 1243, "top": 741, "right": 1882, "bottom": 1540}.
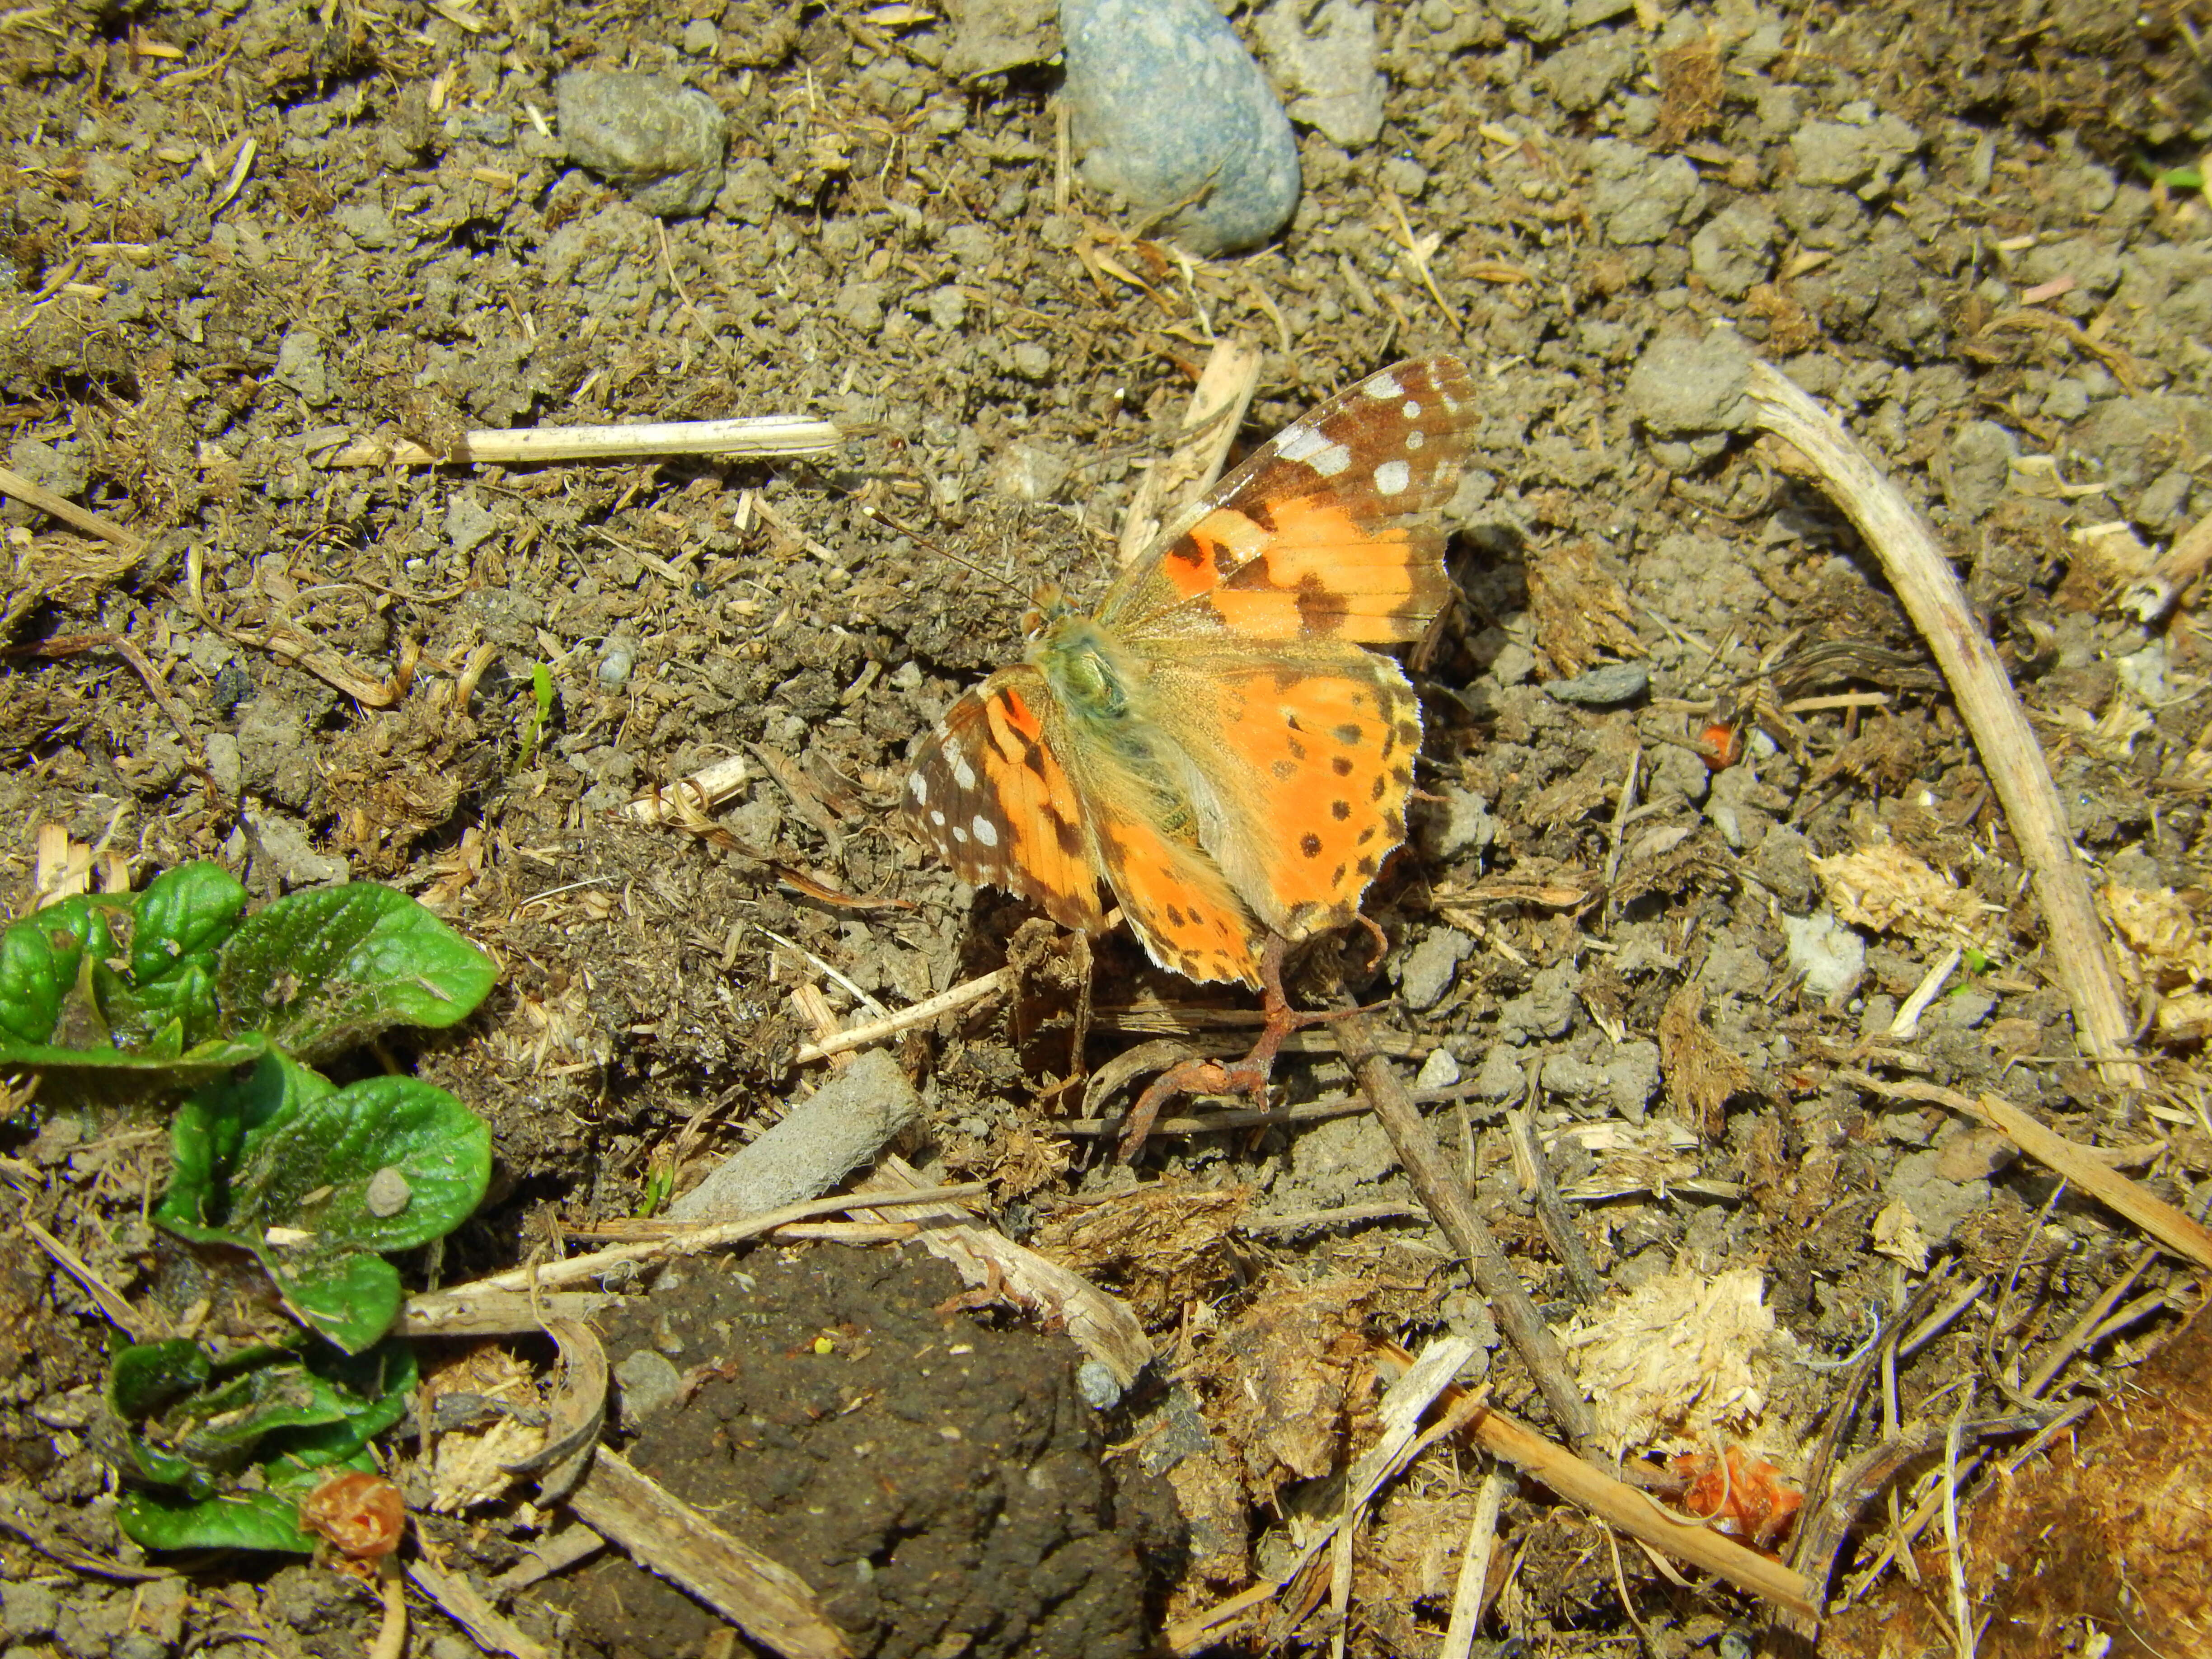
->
{"left": 3, "top": 0, "right": 2212, "bottom": 1654}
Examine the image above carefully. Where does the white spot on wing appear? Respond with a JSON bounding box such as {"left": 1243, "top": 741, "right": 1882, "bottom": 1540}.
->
{"left": 930, "top": 810, "right": 947, "bottom": 827}
{"left": 972, "top": 815, "right": 999, "bottom": 848}
{"left": 950, "top": 752, "right": 976, "bottom": 791}
{"left": 908, "top": 772, "right": 928, "bottom": 801}
{"left": 1364, "top": 371, "right": 1404, "bottom": 398}
{"left": 1373, "top": 459, "right": 1411, "bottom": 496}
{"left": 1275, "top": 425, "right": 1354, "bottom": 476}
{"left": 1401, "top": 399, "right": 1422, "bottom": 417}
{"left": 1405, "top": 430, "right": 1426, "bottom": 451}
{"left": 951, "top": 825, "right": 970, "bottom": 844}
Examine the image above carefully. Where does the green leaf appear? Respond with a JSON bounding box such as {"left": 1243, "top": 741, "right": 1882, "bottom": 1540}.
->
{"left": 215, "top": 885, "right": 498, "bottom": 1061}
{"left": 129, "top": 863, "right": 248, "bottom": 989}
{"left": 117, "top": 1484, "right": 324, "bottom": 1554}
{"left": 519, "top": 661, "right": 555, "bottom": 765}
{"left": 154, "top": 1047, "right": 308, "bottom": 1236}
{"left": 159, "top": 1054, "right": 489, "bottom": 1352}
{"left": 0, "top": 1034, "right": 267, "bottom": 1113}
{"left": 172, "top": 1363, "right": 354, "bottom": 1464}
{"left": 0, "top": 898, "right": 118, "bottom": 1048}
{"left": 262, "top": 1252, "right": 404, "bottom": 1355}
{"left": 107, "top": 1340, "right": 212, "bottom": 1421}
{"left": 232, "top": 1072, "right": 490, "bottom": 1255}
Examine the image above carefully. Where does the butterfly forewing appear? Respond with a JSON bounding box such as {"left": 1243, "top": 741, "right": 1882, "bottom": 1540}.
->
{"left": 900, "top": 670, "right": 1104, "bottom": 933}
{"left": 1106, "top": 356, "right": 1477, "bottom": 644}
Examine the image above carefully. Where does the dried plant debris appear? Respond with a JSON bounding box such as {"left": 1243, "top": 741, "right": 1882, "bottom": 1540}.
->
{"left": 1561, "top": 1268, "right": 1785, "bottom": 1458}
{"left": 1657, "top": 984, "right": 1762, "bottom": 1138}
{"left": 1031, "top": 1181, "right": 1251, "bottom": 1325}
{"left": 1811, "top": 843, "right": 2002, "bottom": 950}
{"left": 2102, "top": 881, "right": 2212, "bottom": 1039}
{"left": 1524, "top": 541, "right": 1644, "bottom": 678}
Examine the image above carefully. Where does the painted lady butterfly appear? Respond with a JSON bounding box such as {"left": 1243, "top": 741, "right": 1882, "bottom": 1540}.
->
{"left": 902, "top": 356, "right": 1476, "bottom": 991}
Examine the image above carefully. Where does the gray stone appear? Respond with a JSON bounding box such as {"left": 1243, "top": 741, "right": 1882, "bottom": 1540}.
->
{"left": 1784, "top": 911, "right": 1864, "bottom": 1004}
{"left": 1289, "top": 1110, "right": 1397, "bottom": 1190}
{"left": 1885, "top": 1149, "right": 1983, "bottom": 1246}
{"left": 2136, "top": 466, "right": 2193, "bottom": 531}
{"left": 1474, "top": 1044, "right": 1526, "bottom": 1101}
{"left": 1399, "top": 927, "right": 1472, "bottom": 1010}
{"left": 1076, "top": 1359, "right": 1123, "bottom": 1408}
{"left": 1690, "top": 198, "right": 1777, "bottom": 300}
{"left": 942, "top": 0, "right": 1058, "bottom": 77}
{"left": 1490, "top": 642, "right": 1537, "bottom": 686}
{"left": 1604, "top": 1041, "right": 1660, "bottom": 1122}
{"left": 1538, "top": 29, "right": 1634, "bottom": 114}
{"left": 1544, "top": 661, "right": 1648, "bottom": 706}
{"left": 1415, "top": 1046, "right": 1462, "bottom": 1090}
{"left": 1751, "top": 824, "right": 1816, "bottom": 912}
{"left": 1256, "top": 0, "right": 1384, "bottom": 147}
{"left": 2, "top": 1584, "right": 58, "bottom": 1640}
{"left": 1491, "top": 0, "right": 1570, "bottom": 42}
{"left": 1539, "top": 1053, "right": 1608, "bottom": 1103}
{"left": 1063, "top": 0, "right": 1301, "bottom": 256}
{"left": 597, "top": 637, "right": 633, "bottom": 690}
{"left": 1940, "top": 420, "right": 2018, "bottom": 518}
{"left": 671, "top": 1049, "right": 921, "bottom": 1220}
{"left": 835, "top": 280, "right": 886, "bottom": 333}
{"left": 614, "top": 1349, "right": 683, "bottom": 1426}
{"left": 1499, "top": 963, "right": 1578, "bottom": 1044}
{"left": 1422, "top": 786, "right": 1496, "bottom": 862}
{"left": 204, "top": 731, "right": 243, "bottom": 798}
{"left": 1789, "top": 112, "right": 1921, "bottom": 199}
{"left": 247, "top": 810, "right": 349, "bottom": 889}
{"left": 558, "top": 71, "right": 727, "bottom": 218}
{"left": 334, "top": 200, "right": 399, "bottom": 248}
{"left": 1589, "top": 138, "right": 1705, "bottom": 245}
{"left": 1625, "top": 328, "right": 1754, "bottom": 437}
{"left": 445, "top": 490, "right": 498, "bottom": 555}
{"left": 681, "top": 18, "right": 719, "bottom": 54}
{"left": 271, "top": 326, "right": 330, "bottom": 406}
{"left": 6, "top": 439, "right": 87, "bottom": 503}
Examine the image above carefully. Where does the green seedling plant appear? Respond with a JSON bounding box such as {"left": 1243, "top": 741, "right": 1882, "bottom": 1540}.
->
{"left": 0, "top": 862, "right": 497, "bottom": 1551}
{"left": 517, "top": 661, "right": 556, "bottom": 767}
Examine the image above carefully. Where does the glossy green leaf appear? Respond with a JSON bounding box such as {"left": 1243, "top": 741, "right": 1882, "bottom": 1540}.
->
{"left": 215, "top": 885, "right": 498, "bottom": 1061}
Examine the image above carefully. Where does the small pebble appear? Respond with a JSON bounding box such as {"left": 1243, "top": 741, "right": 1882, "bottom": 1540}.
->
{"left": 1254, "top": 0, "right": 1384, "bottom": 148}
{"left": 363, "top": 1166, "right": 412, "bottom": 1218}
{"left": 598, "top": 637, "right": 637, "bottom": 688}
{"left": 1544, "top": 661, "right": 1649, "bottom": 705}
{"left": 557, "top": 71, "right": 727, "bottom": 218}
{"left": 1062, "top": 0, "right": 1301, "bottom": 255}
{"left": 1415, "top": 1047, "right": 1462, "bottom": 1090}
{"left": 1076, "top": 1359, "right": 1123, "bottom": 1409}
{"left": 211, "top": 661, "right": 255, "bottom": 714}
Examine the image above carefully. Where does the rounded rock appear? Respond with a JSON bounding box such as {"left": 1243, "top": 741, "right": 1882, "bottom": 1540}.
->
{"left": 1062, "top": 0, "right": 1301, "bottom": 256}
{"left": 557, "top": 71, "right": 728, "bottom": 219}
{"left": 364, "top": 1166, "right": 412, "bottom": 1219}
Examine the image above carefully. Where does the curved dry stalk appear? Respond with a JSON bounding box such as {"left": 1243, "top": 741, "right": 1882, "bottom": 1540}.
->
{"left": 1744, "top": 362, "right": 2140, "bottom": 1085}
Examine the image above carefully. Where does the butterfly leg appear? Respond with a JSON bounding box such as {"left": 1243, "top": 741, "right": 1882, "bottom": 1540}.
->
{"left": 1117, "top": 933, "right": 1360, "bottom": 1161}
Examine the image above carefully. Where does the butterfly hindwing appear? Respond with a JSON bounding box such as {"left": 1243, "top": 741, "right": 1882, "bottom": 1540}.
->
{"left": 900, "top": 669, "right": 1103, "bottom": 933}
{"left": 1106, "top": 356, "right": 1476, "bottom": 645}
{"left": 1134, "top": 645, "right": 1423, "bottom": 942}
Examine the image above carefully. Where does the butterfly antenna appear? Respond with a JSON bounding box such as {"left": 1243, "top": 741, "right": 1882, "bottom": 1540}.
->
{"left": 853, "top": 498, "right": 1034, "bottom": 604}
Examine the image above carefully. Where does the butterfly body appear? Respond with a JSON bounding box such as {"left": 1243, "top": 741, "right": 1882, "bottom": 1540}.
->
{"left": 904, "top": 357, "right": 1476, "bottom": 988}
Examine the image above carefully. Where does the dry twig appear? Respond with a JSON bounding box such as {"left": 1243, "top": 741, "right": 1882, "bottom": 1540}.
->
{"left": 1332, "top": 1008, "right": 1600, "bottom": 1451}
{"left": 1746, "top": 363, "right": 2139, "bottom": 1083}
{"left": 319, "top": 414, "right": 844, "bottom": 467}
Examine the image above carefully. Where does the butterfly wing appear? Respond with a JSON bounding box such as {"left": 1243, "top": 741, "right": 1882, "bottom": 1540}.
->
{"left": 1127, "top": 643, "right": 1424, "bottom": 943}
{"left": 900, "top": 668, "right": 1105, "bottom": 934}
{"left": 1085, "top": 785, "right": 1265, "bottom": 986}
{"left": 1101, "top": 356, "right": 1476, "bottom": 646}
